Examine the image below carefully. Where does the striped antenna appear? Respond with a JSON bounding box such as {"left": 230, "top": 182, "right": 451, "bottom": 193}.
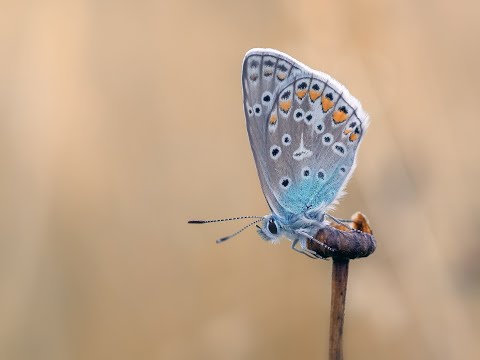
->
{"left": 216, "top": 219, "right": 263, "bottom": 243}
{"left": 188, "top": 216, "right": 263, "bottom": 224}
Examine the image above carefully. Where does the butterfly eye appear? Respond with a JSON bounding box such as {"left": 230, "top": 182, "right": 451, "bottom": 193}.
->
{"left": 267, "top": 219, "right": 278, "bottom": 235}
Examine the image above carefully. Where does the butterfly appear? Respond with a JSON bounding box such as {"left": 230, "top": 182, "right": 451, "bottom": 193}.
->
{"left": 189, "top": 49, "right": 369, "bottom": 259}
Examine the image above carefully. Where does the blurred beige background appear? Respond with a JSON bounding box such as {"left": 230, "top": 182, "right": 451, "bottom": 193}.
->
{"left": 1, "top": 0, "right": 479, "bottom": 359}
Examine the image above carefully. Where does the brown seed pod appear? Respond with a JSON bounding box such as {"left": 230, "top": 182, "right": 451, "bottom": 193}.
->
{"left": 306, "top": 212, "right": 376, "bottom": 259}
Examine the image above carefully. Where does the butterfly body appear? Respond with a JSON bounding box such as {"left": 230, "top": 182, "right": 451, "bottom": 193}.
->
{"left": 243, "top": 49, "right": 369, "bottom": 252}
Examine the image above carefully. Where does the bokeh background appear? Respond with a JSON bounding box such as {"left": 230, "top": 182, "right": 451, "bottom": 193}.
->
{"left": 1, "top": 0, "right": 479, "bottom": 359}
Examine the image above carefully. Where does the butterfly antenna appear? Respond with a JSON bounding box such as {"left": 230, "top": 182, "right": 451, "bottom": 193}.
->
{"left": 188, "top": 216, "right": 263, "bottom": 224}
{"left": 216, "top": 219, "right": 263, "bottom": 244}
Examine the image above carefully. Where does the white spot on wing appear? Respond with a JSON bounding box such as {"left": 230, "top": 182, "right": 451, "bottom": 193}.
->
{"left": 245, "top": 103, "right": 253, "bottom": 117}
{"left": 339, "top": 166, "right": 348, "bottom": 175}
{"left": 279, "top": 176, "right": 291, "bottom": 189}
{"left": 253, "top": 104, "right": 262, "bottom": 117}
{"left": 322, "top": 133, "right": 333, "bottom": 145}
{"left": 317, "top": 169, "right": 326, "bottom": 181}
{"left": 315, "top": 119, "right": 325, "bottom": 134}
{"left": 304, "top": 111, "right": 314, "bottom": 125}
{"left": 332, "top": 142, "right": 347, "bottom": 157}
{"left": 293, "top": 133, "right": 313, "bottom": 161}
{"left": 293, "top": 108, "right": 304, "bottom": 122}
{"left": 261, "top": 91, "right": 273, "bottom": 107}
{"left": 282, "top": 134, "right": 291, "bottom": 146}
{"left": 301, "top": 166, "right": 311, "bottom": 178}
{"left": 270, "top": 145, "right": 281, "bottom": 160}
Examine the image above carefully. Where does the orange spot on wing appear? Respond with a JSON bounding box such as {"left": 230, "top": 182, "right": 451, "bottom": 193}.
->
{"left": 349, "top": 132, "right": 359, "bottom": 142}
{"left": 269, "top": 113, "right": 278, "bottom": 125}
{"left": 279, "top": 100, "right": 292, "bottom": 113}
{"left": 322, "top": 96, "right": 334, "bottom": 112}
{"left": 277, "top": 73, "right": 287, "bottom": 80}
{"left": 343, "top": 128, "right": 353, "bottom": 135}
{"left": 296, "top": 90, "right": 307, "bottom": 99}
{"left": 309, "top": 90, "right": 321, "bottom": 102}
{"left": 333, "top": 110, "right": 348, "bottom": 123}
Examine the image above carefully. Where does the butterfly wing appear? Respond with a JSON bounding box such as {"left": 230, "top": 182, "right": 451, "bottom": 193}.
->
{"left": 242, "top": 49, "right": 304, "bottom": 217}
{"left": 242, "top": 49, "right": 369, "bottom": 218}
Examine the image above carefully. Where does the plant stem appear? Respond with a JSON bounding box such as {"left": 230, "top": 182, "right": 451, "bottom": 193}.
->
{"left": 329, "top": 258, "right": 350, "bottom": 360}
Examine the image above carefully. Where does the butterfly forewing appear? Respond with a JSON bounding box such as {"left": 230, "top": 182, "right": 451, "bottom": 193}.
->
{"left": 242, "top": 49, "right": 368, "bottom": 218}
{"left": 242, "top": 50, "right": 302, "bottom": 216}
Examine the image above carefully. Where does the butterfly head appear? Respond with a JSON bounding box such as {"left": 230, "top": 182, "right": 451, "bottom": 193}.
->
{"left": 257, "top": 215, "right": 284, "bottom": 242}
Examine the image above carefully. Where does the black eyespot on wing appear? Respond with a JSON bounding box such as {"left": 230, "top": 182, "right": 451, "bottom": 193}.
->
{"left": 317, "top": 123, "right": 323, "bottom": 131}
{"left": 326, "top": 93, "right": 333, "bottom": 101}
{"left": 298, "top": 82, "right": 308, "bottom": 90}
{"left": 340, "top": 167, "right": 346, "bottom": 173}
{"left": 278, "top": 64, "right": 288, "bottom": 72}
{"left": 250, "top": 60, "right": 259, "bottom": 68}
{"left": 281, "top": 178, "right": 289, "bottom": 187}
{"left": 295, "top": 111, "right": 303, "bottom": 119}
{"left": 264, "top": 59, "right": 274, "bottom": 67}
{"left": 255, "top": 106, "right": 261, "bottom": 114}
{"left": 304, "top": 169, "right": 310, "bottom": 177}
{"left": 335, "top": 145, "right": 345, "bottom": 154}
{"left": 268, "top": 219, "right": 278, "bottom": 235}
{"left": 270, "top": 145, "right": 281, "bottom": 159}
{"left": 263, "top": 95, "right": 271, "bottom": 102}
{"left": 349, "top": 122, "right": 357, "bottom": 128}
{"left": 339, "top": 106, "right": 348, "bottom": 114}
{"left": 306, "top": 114, "right": 313, "bottom": 121}
{"left": 354, "top": 127, "right": 360, "bottom": 134}
{"left": 282, "top": 134, "right": 291, "bottom": 145}
{"left": 322, "top": 133, "right": 334, "bottom": 145}
{"left": 312, "top": 84, "right": 320, "bottom": 91}
{"left": 281, "top": 90, "right": 291, "bottom": 100}
{"left": 317, "top": 171, "right": 325, "bottom": 180}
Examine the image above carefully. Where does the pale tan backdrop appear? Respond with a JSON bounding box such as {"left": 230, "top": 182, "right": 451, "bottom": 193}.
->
{"left": 1, "top": 1, "right": 479, "bottom": 359}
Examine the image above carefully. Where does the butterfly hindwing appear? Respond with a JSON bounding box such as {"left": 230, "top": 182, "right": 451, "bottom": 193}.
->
{"left": 242, "top": 49, "right": 368, "bottom": 218}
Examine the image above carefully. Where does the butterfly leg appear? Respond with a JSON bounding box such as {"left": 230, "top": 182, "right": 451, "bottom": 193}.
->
{"left": 325, "top": 214, "right": 361, "bottom": 232}
{"left": 294, "top": 230, "right": 336, "bottom": 253}
{"left": 291, "top": 238, "right": 327, "bottom": 260}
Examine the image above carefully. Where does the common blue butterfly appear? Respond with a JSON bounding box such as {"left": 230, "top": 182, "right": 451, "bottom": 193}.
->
{"left": 190, "top": 49, "right": 369, "bottom": 258}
